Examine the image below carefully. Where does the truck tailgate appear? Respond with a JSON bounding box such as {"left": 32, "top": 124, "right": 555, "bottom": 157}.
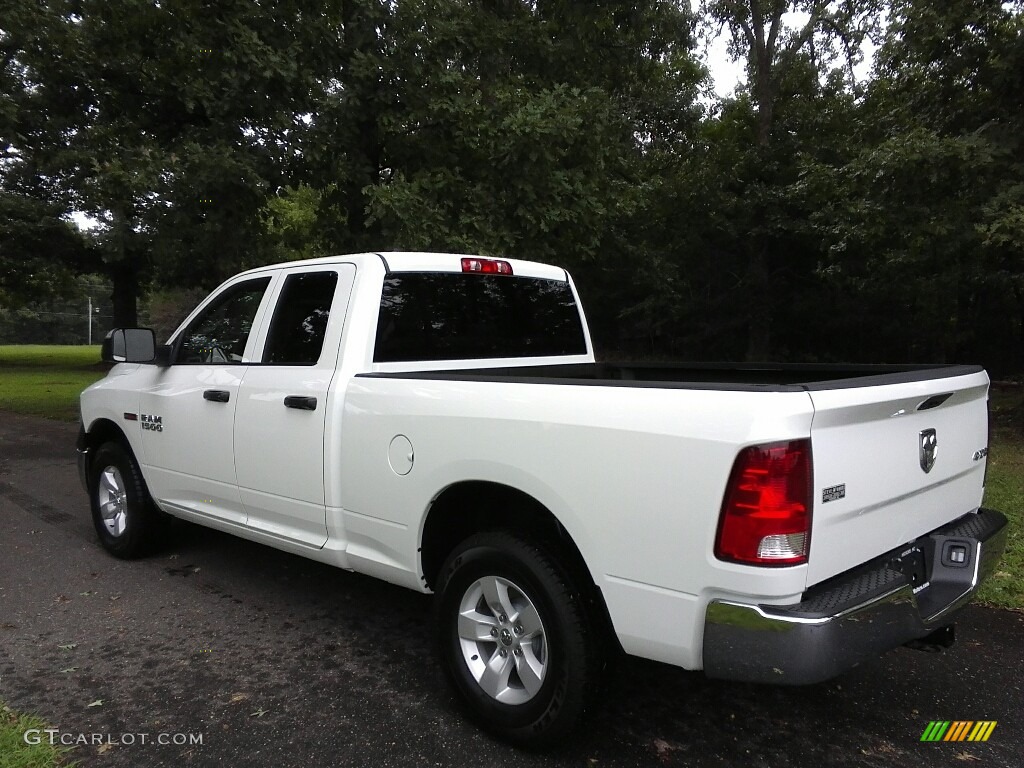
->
{"left": 806, "top": 370, "right": 990, "bottom": 586}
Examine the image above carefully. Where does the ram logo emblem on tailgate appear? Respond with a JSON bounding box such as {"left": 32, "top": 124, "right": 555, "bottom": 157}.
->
{"left": 919, "top": 428, "right": 938, "bottom": 473}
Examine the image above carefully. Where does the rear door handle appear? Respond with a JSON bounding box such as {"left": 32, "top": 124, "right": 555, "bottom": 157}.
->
{"left": 284, "top": 395, "right": 317, "bottom": 411}
{"left": 203, "top": 389, "right": 230, "bottom": 403}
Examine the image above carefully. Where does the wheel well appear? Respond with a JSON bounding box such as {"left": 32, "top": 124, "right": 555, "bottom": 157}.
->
{"left": 83, "top": 418, "right": 130, "bottom": 454}
{"left": 420, "top": 481, "right": 619, "bottom": 649}
{"left": 81, "top": 419, "right": 134, "bottom": 482}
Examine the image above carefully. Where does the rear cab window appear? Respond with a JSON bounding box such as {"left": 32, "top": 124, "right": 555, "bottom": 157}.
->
{"left": 373, "top": 273, "right": 587, "bottom": 363}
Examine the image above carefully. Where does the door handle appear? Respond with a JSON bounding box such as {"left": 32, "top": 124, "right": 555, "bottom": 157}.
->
{"left": 203, "top": 389, "right": 230, "bottom": 403}
{"left": 284, "top": 395, "right": 317, "bottom": 411}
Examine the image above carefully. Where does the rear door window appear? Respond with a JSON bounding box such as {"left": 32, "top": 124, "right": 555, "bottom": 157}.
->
{"left": 262, "top": 271, "right": 340, "bottom": 365}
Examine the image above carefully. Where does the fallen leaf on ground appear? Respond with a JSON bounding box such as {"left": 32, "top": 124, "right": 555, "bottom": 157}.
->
{"left": 654, "top": 739, "right": 678, "bottom": 756}
{"left": 87, "top": 700, "right": 103, "bottom": 708}
{"left": 250, "top": 707, "right": 268, "bottom": 718}
{"left": 955, "top": 752, "right": 980, "bottom": 762}
{"left": 229, "top": 693, "right": 249, "bottom": 703}
{"left": 58, "top": 643, "right": 77, "bottom": 650}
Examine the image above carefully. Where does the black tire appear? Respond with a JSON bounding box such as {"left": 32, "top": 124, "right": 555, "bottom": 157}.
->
{"left": 88, "top": 441, "right": 164, "bottom": 559}
{"left": 435, "top": 531, "right": 603, "bottom": 748}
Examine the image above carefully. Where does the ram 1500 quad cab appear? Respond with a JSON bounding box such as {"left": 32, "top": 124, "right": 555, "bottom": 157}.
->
{"left": 78, "top": 252, "right": 1007, "bottom": 745}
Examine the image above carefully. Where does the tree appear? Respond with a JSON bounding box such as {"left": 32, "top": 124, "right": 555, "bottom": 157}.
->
{"left": 703, "top": 0, "right": 879, "bottom": 144}
{"left": 696, "top": 1, "right": 880, "bottom": 359}
{"left": 2, "top": 0, "right": 338, "bottom": 325}
{"left": 259, "top": 184, "right": 330, "bottom": 264}
{"left": 807, "top": 0, "right": 1024, "bottom": 371}
{"left": 0, "top": 191, "right": 90, "bottom": 311}
{"left": 301, "top": 0, "right": 704, "bottom": 351}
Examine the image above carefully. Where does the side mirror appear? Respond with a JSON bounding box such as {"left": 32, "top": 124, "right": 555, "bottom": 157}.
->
{"left": 101, "top": 328, "right": 157, "bottom": 363}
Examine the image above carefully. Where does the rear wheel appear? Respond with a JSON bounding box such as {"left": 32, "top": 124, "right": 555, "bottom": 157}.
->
{"left": 89, "top": 442, "right": 163, "bottom": 558}
{"left": 435, "top": 531, "right": 602, "bottom": 747}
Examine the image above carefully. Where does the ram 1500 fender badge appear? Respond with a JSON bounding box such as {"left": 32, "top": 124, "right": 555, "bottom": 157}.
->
{"left": 973, "top": 447, "right": 988, "bottom": 461}
{"left": 919, "top": 428, "right": 937, "bottom": 473}
{"left": 141, "top": 414, "right": 164, "bottom": 433}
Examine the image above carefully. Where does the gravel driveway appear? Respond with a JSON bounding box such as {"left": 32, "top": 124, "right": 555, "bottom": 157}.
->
{"left": 0, "top": 411, "right": 1021, "bottom": 768}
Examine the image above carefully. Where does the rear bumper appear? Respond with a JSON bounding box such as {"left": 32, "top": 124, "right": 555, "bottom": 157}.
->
{"left": 703, "top": 507, "right": 1008, "bottom": 684}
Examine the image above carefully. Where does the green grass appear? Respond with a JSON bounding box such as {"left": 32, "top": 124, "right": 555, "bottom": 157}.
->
{"left": 0, "top": 345, "right": 104, "bottom": 368}
{"left": 978, "top": 435, "right": 1023, "bottom": 609}
{"left": 978, "top": 386, "right": 1024, "bottom": 610}
{"left": 0, "top": 702, "right": 74, "bottom": 768}
{"left": 0, "top": 345, "right": 106, "bottom": 421}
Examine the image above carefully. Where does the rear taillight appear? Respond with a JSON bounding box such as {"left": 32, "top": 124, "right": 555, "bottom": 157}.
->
{"left": 461, "top": 257, "right": 513, "bottom": 275}
{"left": 715, "top": 439, "right": 813, "bottom": 566}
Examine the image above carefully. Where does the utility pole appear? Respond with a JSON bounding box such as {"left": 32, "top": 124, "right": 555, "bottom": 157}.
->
{"left": 88, "top": 296, "right": 93, "bottom": 345}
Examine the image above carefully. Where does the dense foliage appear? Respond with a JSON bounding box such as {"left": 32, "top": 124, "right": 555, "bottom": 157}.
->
{"left": 1, "top": 1, "right": 1021, "bottom": 372}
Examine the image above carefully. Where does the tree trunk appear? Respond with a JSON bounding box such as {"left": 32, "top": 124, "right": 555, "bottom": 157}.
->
{"left": 108, "top": 203, "right": 138, "bottom": 327}
{"left": 339, "top": 0, "right": 382, "bottom": 248}
{"left": 754, "top": 50, "right": 774, "bottom": 148}
{"left": 746, "top": 31, "right": 775, "bottom": 361}
{"left": 110, "top": 257, "right": 139, "bottom": 328}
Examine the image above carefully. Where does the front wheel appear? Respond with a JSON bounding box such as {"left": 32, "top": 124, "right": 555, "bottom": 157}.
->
{"left": 435, "top": 532, "right": 602, "bottom": 747}
{"left": 88, "top": 441, "right": 163, "bottom": 559}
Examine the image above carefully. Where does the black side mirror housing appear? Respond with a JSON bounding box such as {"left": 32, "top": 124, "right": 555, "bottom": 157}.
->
{"left": 154, "top": 344, "right": 173, "bottom": 368}
{"left": 101, "top": 328, "right": 157, "bottom": 363}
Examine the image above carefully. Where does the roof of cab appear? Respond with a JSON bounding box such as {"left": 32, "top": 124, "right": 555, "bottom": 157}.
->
{"left": 235, "top": 252, "right": 568, "bottom": 282}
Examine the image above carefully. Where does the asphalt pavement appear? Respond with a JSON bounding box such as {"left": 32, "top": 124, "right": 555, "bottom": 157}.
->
{"left": 0, "top": 411, "right": 1021, "bottom": 768}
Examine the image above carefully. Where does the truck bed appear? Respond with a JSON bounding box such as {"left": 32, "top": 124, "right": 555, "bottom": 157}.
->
{"left": 363, "top": 361, "right": 984, "bottom": 390}
{"left": 358, "top": 359, "right": 991, "bottom": 590}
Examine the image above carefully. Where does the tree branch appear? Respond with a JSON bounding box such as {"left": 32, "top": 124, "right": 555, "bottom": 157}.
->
{"left": 766, "top": 6, "right": 784, "bottom": 57}
{"left": 737, "top": 17, "right": 756, "bottom": 50}
{"left": 782, "top": 0, "right": 829, "bottom": 57}
{"left": 715, "top": 0, "right": 756, "bottom": 49}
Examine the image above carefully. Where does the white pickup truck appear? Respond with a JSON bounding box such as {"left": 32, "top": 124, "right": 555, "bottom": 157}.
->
{"left": 78, "top": 252, "right": 1007, "bottom": 745}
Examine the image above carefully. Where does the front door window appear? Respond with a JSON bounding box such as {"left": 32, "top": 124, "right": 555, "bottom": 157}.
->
{"left": 175, "top": 277, "right": 271, "bottom": 364}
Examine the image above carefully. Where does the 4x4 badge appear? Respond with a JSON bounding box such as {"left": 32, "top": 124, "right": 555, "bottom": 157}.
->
{"left": 919, "top": 428, "right": 938, "bottom": 473}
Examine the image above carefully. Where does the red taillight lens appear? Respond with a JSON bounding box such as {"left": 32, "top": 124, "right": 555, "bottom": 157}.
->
{"left": 715, "top": 439, "right": 813, "bottom": 566}
{"left": 461, "top": 257, "right": 513, "bottom": 275}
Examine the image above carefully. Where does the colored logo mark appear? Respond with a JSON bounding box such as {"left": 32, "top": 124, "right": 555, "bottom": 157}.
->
{"left": 920, "top": 721, "right": 997, "bottom": 742}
